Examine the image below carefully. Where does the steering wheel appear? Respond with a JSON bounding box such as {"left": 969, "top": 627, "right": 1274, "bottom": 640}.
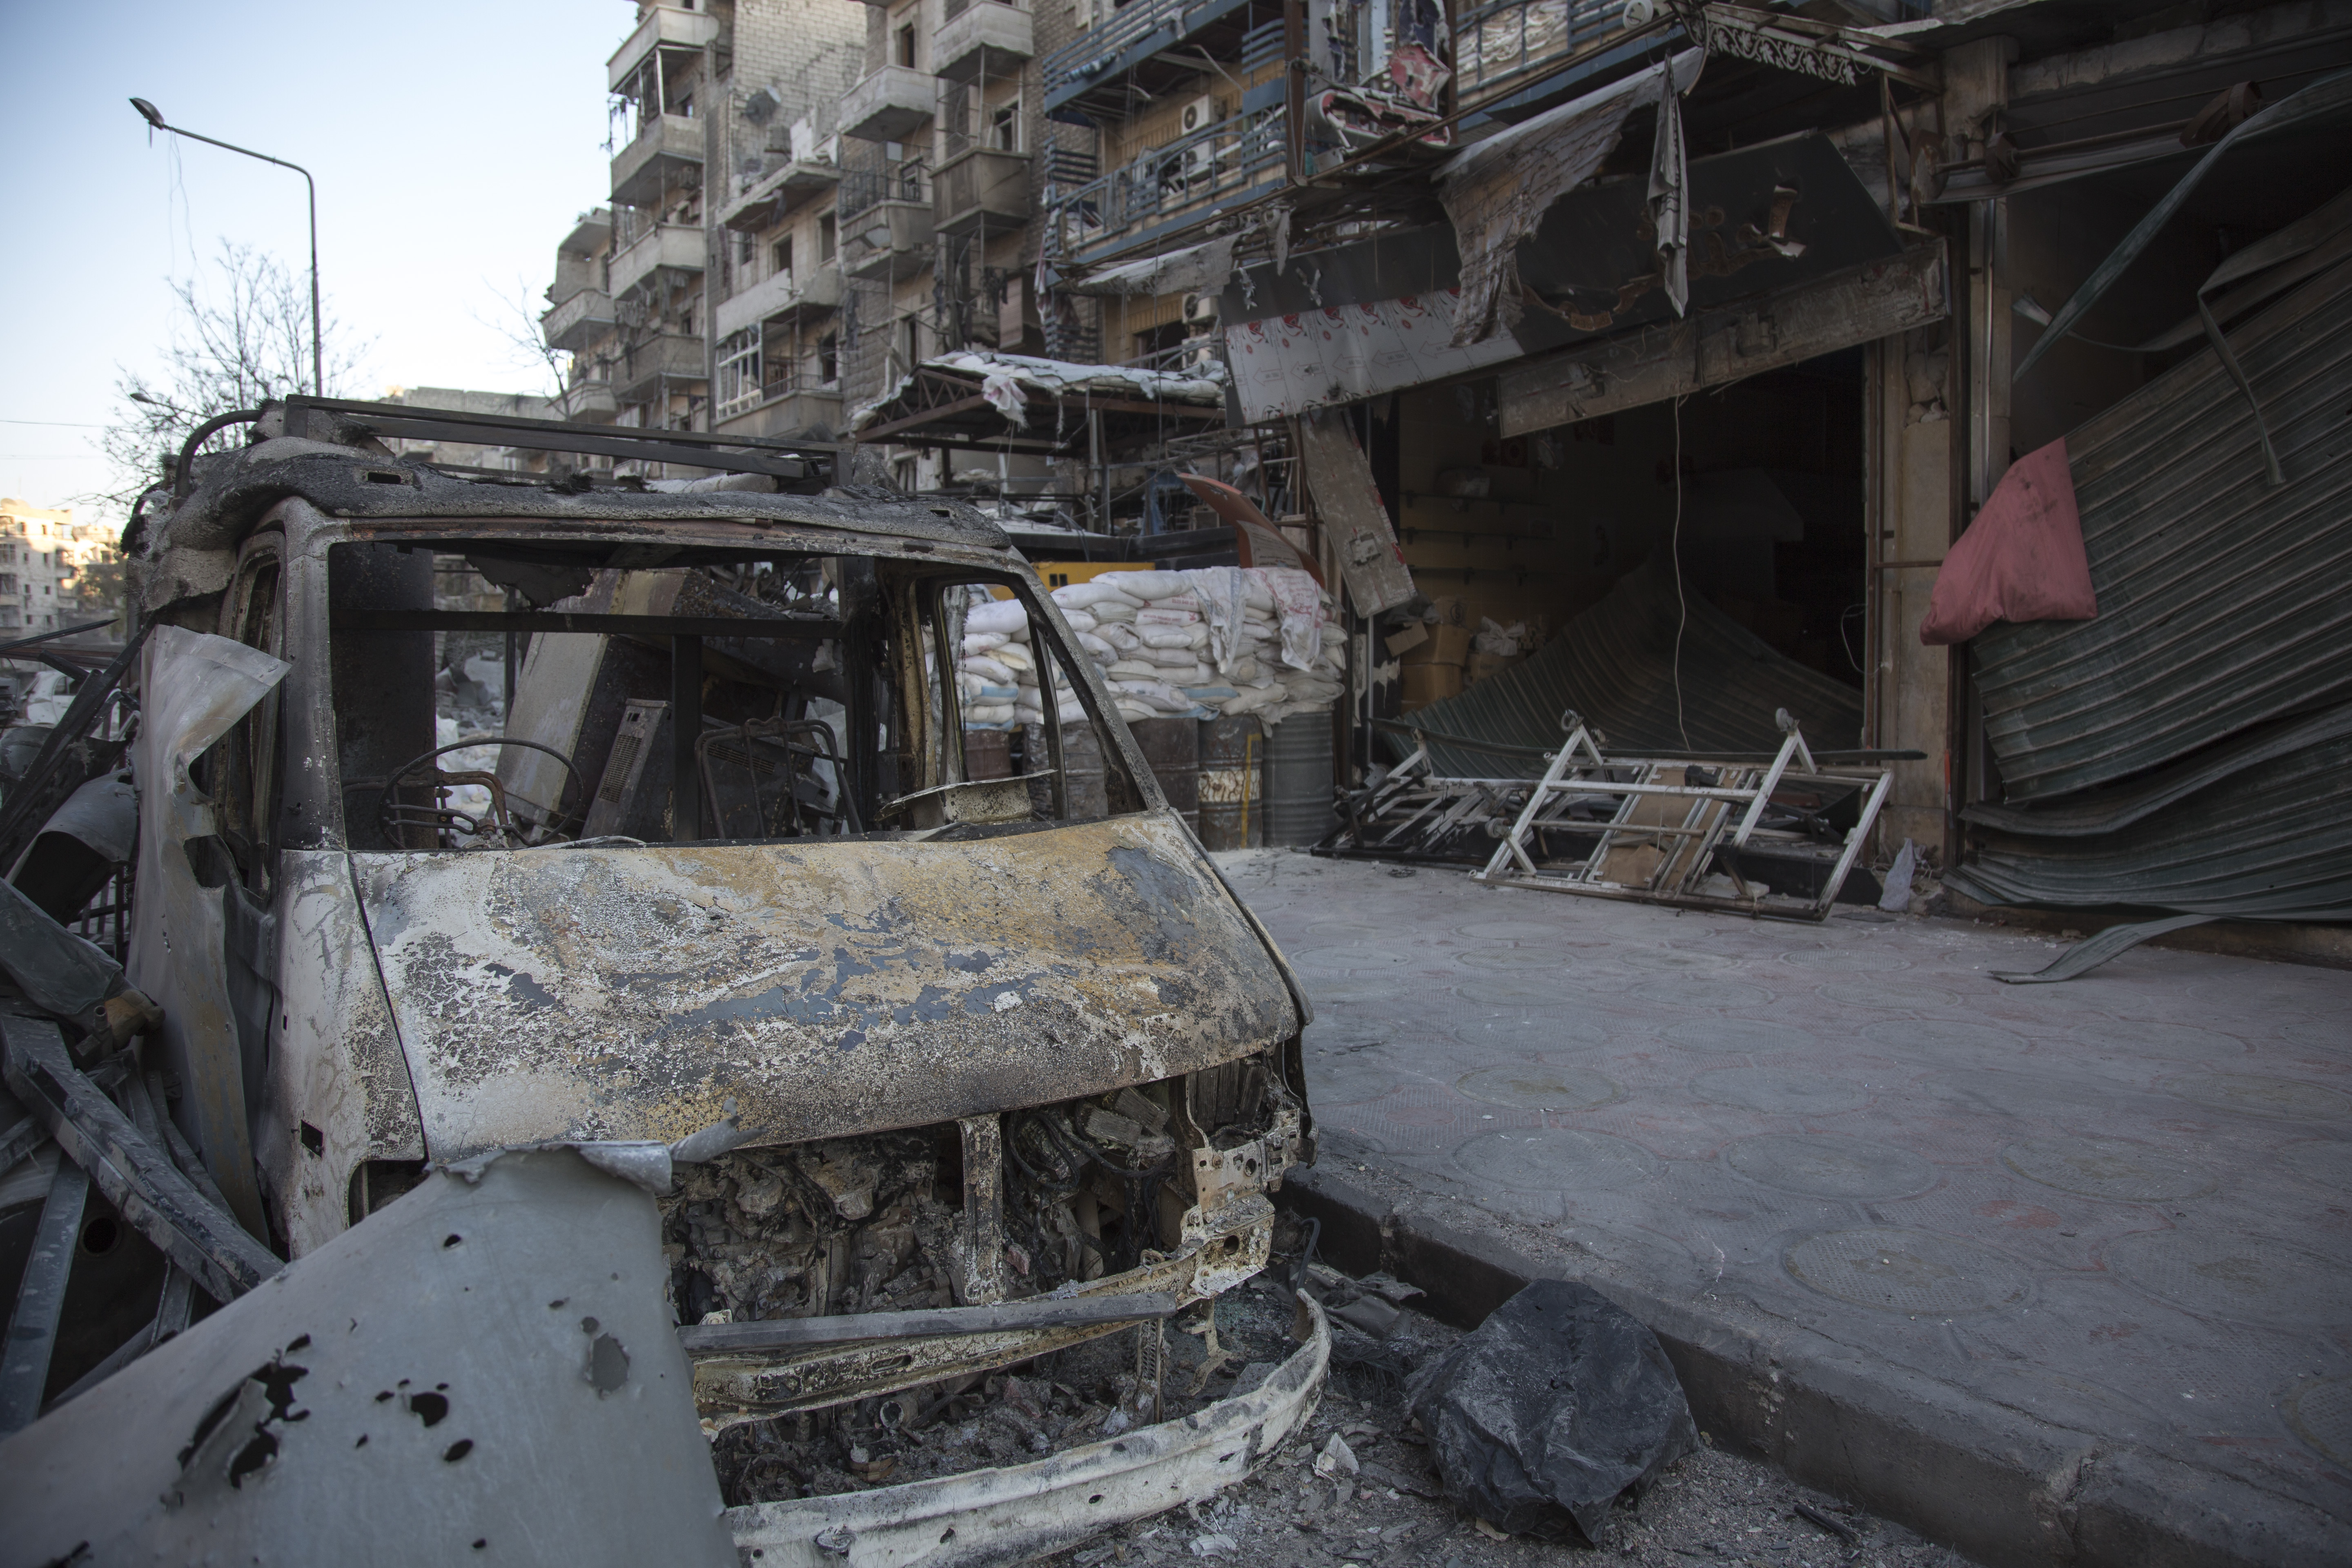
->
{"left": 379, "top": 739, "right": 589, "bottom": 849}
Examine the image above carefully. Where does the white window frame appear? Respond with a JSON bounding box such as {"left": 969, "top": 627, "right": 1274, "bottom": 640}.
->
{"left": 715, "top": 327, "right": 764, "bottom": 419}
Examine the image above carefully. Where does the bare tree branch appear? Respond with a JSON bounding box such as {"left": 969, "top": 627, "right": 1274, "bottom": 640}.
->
{"left": 471, "top": 275, "right": 574, "bottom": 402}
{"left": 90, "top": 242, "right": 372, "bottom": 518}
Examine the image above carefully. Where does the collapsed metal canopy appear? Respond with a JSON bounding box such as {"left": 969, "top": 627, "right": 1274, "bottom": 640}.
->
{"left": 1383, "top": 553, "right": 1864, "bottom": 778}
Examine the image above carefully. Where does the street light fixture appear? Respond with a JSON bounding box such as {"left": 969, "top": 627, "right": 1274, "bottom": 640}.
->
{"left": 129, "top": 98, "right": 323, "bottom": 398}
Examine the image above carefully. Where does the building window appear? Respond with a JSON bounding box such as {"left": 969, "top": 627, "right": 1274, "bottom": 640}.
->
{"left": 771, "top": 236, "right": 793, "bottom": 287}
{"left": 895, "top": 24, "right": 917, "bottom": 67}
{"left": 819, "top": 332, "right": 840, "bottom": 384}
{"left": 819, "top": 214, "right": 837, "bottom": 262}
{"left": 897, "top": 316, "right": 922, "bottom": 375}
{"left": 716, "top": 328, "right": 763, "bottom": 419}
{"left": 992, "top": 102, "right": 1021, "bottom": 152}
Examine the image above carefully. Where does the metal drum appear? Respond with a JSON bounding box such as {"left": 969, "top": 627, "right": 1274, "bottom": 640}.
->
{"left": 963, "top": 727, "right": 1013, "bottom": 781}
{"left": 1197, "top": 715, "right": 1261, "bottom": 849}
{"left": 1022, "top": 722, "right": 1108, "bottom": 821}
{"left": 1262, "top": 713, "right": 1338, "bottom": 846}
{"left": 1130, "top": 716, "right": 1200, "bottom": 833}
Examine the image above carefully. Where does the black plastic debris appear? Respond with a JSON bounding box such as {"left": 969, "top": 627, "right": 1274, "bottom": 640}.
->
{"left": 1408, "top": 1278, "right": 1697, "bottom": 1543}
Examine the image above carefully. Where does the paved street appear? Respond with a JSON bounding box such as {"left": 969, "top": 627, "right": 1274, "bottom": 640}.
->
{"left": 1219, "top": 850, "right": 2352, "bottom": 1541}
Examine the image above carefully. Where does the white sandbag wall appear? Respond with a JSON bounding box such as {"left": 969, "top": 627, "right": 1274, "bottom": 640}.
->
{"left": 951, "top": 566, "right": 1348, "bottom": 737}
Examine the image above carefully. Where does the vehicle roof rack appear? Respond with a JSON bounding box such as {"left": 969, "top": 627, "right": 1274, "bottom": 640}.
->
{"left": 280, "top": 396, "right": 840, "bottom": 485}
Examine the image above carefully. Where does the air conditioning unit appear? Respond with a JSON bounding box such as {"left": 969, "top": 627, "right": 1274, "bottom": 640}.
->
{"left": 1183, "top": 292, "right": 1218, "bottom": 323}
{"left": 1180, "top": 95, "right": 1222, "bottom": 136}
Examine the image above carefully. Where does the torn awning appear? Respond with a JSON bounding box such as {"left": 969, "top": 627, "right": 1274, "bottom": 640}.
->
{"left": 1437, "top": 49, "right": 1704, "bottom": 347}
{"left": 1222, "top": 136, "right": 1911, "bottom": 426}
{"left": 850, "top": 351, "right": 1227, "bottom": 453}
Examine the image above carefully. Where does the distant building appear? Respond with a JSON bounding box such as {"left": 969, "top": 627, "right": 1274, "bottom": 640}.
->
{"left": 538, "top": 1, "right": 869, "bottom": 468}
{"left": 0, "top": 500, "right": 117, "bottom": 634}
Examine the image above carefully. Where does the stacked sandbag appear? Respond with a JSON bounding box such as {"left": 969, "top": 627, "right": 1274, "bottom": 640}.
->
{"left": 957, "top": 596, "right": 1032, "bottom": 730}
{"left": 954, "top": 568, "right": 1350, "bottom": 734}
{"left": 1176, "top": 565, "right": 1348, "bottom": 727}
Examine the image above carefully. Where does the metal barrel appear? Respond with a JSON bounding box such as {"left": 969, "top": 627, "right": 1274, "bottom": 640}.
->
{"left": 1197, "top": 715, "right": 1261, "bottom": 849}
{"left": 1130, "top": 716, "right": 1200, "bottom": 833}
{"left": 963, "top": 727, "right": 1013, "bottom": 781}
{"left": 1022, "top": 722, "right": 1108, "bottom": 820}
{"left": 1261, "top": 713, "right": 1338, "bottom": 846}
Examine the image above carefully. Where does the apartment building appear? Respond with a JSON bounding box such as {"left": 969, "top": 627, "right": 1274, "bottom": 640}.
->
{"left": 539, "top": 2, "right": 866, "bottom": 457}
{"left": 0, "top": 501, "right": 114, "bottom": 635}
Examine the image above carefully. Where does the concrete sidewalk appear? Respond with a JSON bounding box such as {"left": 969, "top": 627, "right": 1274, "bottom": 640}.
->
{"left": 1217, "top": 850, "right": 2352, "bottom": 1567}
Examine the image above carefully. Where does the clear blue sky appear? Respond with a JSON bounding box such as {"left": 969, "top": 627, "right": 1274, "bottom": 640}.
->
{"left": 0, "top": 2, "right": 630, "bottom": 523}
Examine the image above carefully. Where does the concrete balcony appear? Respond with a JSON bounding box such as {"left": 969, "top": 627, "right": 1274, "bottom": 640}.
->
{"left": 559, "top": 382, "right": 620, "bottom": 423}
{"left": 719, "top": 387, "right": 846, "bottom": 443}
{"left": 842, "top": 199, "right": 935, "bottom": 283}
{"left": 543, "top": 288, "right": 617, "bottom": 352}
{"left": 714, "top": 261, "right": 844, "bottom": 340}
{"left": 935, "top": 2, "right": 1033, "bottom": 85}
{"left": 934, "top": 147, "right": 1029, "bottom": 238}
{"left": 608, "top": 4, "right": 721, "bottom": 91}
{"left": 609, "top": 223, "right": 706, "bottom": 299}
{"left": 611, "top": 114, "right": 704, "bottom": 207}
{"left": 720, "top": 160, "right": 842, "bottom": 232}
{"left": 615, "top": 334, "right": 707, "bottom": 403}
{"left": 842, "top": 65, "right": 937, "bottom": 143}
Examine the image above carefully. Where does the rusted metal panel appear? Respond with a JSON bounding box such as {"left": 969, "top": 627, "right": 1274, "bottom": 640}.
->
{"left": 354, "top": 810, "right": 1301, "bottom": 1160}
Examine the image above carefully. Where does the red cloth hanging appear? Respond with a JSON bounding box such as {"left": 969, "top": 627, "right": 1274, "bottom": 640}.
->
{"left": 1920, "top": 436, "right": 2098, "bottom": 646}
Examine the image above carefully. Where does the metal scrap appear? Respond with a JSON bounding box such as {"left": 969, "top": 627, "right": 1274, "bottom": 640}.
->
{"left": 0, "top": 1013, "right": 282, "bottom": 1305}
{"left": 1472, "top": 711, "right": 1892, "bottom": 921}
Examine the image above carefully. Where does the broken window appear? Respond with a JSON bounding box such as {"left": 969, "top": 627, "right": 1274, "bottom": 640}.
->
{"left": 321, "top": 543, "right": 1145, "bottom": 855}
{"left": 771, "top": 235, "right": 792, "bottom": 285}
{"left": 818, "top": 212, "right": 837, "bottom": 262}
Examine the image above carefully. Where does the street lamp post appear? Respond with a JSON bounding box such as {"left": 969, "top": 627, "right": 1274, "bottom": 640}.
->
{"left": 129, "top": 98, "right": 323, "bottom": 398}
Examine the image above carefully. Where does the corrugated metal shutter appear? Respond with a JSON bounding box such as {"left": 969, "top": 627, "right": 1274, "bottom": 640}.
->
{"left": 1971, "top": 256, "right": 2352, "bottom": 803}
{"left": 1387, "top": 554, "right": 1863, "bottom": 777}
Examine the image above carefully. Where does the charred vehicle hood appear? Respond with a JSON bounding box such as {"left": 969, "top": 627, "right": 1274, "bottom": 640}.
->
{"left": 351, "top": 812, "right": 1300, "bottom": 1158}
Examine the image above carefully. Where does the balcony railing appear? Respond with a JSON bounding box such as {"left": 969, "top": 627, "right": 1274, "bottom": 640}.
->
{"left": 612, "top": 113, "right": 705, "bottom": 206}
{"left": 714, "top": 260, "right": 845, "bottom": 340}
{"left": 615, "top": 333, "right": 708, "bottom": 403}
{"left": 543, "top": 288, "right": 618, "bottom": 352}
{"left": 935, "top": 1, "right": 1033, "bottom": 86}
{"left": 934, "top": 147, "right": 1029, "bottom": 238}
{"left": 1451, "top": 0, "right": 1638, "bottom": 105}
{"left": 609, "top": 223, "right": 707, "bottom": 298}
{"left": 840, "top": 164, "right": 932, "bottom": 225}
{"left": 1042, "top": 0, "right": 1255, "bottom": 114}
{"left": 608, "top": 4, "right": 722, "bottom": 91}
{"left": 841, "top": 64, "right": 938, "bottom": 143}
{"left": 1043, "top": 109, "right": 1283, "bottom": 264}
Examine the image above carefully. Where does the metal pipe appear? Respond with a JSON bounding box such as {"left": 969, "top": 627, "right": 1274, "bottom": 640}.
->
{"left": 130, "top": 101, "right": 321, "bottom": 396}
{"left": 673, "top": 635, "right": 703, "bottom": 840}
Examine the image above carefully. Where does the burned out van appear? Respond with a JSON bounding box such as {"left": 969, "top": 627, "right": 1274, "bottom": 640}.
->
{"left": 25, "top": 396, "right": 1323, "bottom": 1555}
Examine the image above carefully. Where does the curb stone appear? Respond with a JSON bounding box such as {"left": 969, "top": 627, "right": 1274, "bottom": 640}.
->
{"left": 1278, "top": 1165, "right": 2352, "bottom": 1568}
